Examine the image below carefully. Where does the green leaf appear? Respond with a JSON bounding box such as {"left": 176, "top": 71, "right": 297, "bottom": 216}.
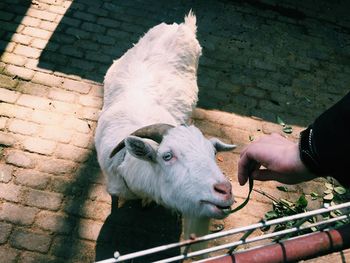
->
{"left": 296, "top": 194, "right": 308, "bottom": 208}
{"left": 283, "top": 126, "right": 293, "bottom": 134}
{"left": 276, "top": 116, "right": 285, "bottom": 126}
{"left": 265, "top": 210, "right": 278, "bottom": 220}
{"left": 311, "top": 226, "right": 318, "bottom": 232}
{"left": 280, "top": 198, "right": 294, "bottom": 208}
{"left": 277, "top": 186, "right": 288, "bottom": 192}
{"left": 323, "top": 193, "right": 334, "bottom": 201}
{"left": 334, "top": 186, "right": 346, "bottom": 195}
{"left": 310, "top": 192, "right": 319, "bottom": 200}
{"left": 325, "top": 182, "right": 333, "bottom": 190}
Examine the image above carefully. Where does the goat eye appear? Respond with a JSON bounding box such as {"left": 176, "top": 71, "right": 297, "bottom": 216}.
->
{"left": 162, "top": 152, "right": 173, "bottom": 161}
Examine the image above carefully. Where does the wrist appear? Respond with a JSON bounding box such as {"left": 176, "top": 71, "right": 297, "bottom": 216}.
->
{"left": 299, "top": 127, "right": 326, "bottom": 175}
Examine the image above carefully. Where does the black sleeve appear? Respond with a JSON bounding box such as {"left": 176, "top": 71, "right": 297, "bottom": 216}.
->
{"left": 299, "top": 91, "right": 350, "bottom": 186}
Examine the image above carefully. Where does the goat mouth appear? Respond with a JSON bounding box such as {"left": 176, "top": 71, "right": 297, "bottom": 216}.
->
{"left": 201, "top": 200, "right": 232, "bottom": 214}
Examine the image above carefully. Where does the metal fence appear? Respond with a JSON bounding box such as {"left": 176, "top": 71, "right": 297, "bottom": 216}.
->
{"left": 96, "top": 201, "right": 350, "bottom": 263}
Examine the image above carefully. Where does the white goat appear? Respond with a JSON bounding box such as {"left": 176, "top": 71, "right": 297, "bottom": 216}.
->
{"left": 95, "top": 11, "right": 236, "bottom": 244}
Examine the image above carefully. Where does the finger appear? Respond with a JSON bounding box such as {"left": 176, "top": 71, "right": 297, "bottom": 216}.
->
{"left": 252, "top": 169, "right": 281, "bottom": 182}
{"left": 252, "top": 169, "right": 299, "bottom": 184}
{"left": 238, "top": 151, "right": 261, "bottom": 186}
{"left": 237, "top": 151, "right": 252, "bottom": 185}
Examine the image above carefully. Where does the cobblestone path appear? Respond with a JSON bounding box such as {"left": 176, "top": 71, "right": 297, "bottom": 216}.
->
{"left": 0, "top": 0, "right": 349, "bottom": 262}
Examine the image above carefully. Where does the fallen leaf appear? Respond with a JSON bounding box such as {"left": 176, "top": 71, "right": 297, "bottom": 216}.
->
{"left": 325, "top": 182, "right": 333, "bottom": 189}
{"left": 323, "top": 193, "right": 334, "bottom": 201}
{"left": 277, "top": 186, "right": 288, "bottom": 192}
{"left": 276, "top": 116, "right": 286, "bottom": 126}
{"left": 334, "top": 186, "right": 346, "bottom": 195}
{"left": 283, "top": 126, "right": 293, "bottom": 134}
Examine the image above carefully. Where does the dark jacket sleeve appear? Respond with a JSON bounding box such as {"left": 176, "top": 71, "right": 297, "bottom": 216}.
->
{"left": 303, "top": 92, "right": 350, "bottom": 186}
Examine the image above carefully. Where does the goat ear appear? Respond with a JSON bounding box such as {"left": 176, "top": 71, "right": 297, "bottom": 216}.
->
{"left": 210, "top": 138, "right": 236, "bottom": 152}
{"left": 124, "top": 136, "right": 157, "bottom": 162}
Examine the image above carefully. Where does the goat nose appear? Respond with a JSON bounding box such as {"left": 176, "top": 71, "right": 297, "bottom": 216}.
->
{"left": 213, "top": 182, "right": 232, "bottom": 198}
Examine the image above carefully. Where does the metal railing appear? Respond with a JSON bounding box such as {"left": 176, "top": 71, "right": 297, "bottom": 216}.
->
{"left": 96, "top": 201, "right": 350, "bottom": 263}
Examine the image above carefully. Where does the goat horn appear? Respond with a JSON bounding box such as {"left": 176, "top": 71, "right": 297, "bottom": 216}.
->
{"left": 109, "top": 123, "right": 175, "bottom": 158}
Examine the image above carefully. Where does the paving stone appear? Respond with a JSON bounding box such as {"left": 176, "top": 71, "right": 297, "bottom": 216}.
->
{"left": 22, "top": 26, "right": 52, "bottom": 39}
{"left": 0, "top": 103, "right": 33, "bottom": 119}
{"left": 0, "top": 117, "right": 7, "bottom": 130}
{"left": 10, "top": 229, "right": 52, "bottom": 253}
{"left": 32, "top": 71, "right": 63, "bottom": 87}
{"left": 0, "top": 131, "right": 15, "bottom": 146}
{"left": 78, "top": 95, "right": 103, "bottom": 108}
{"left": 54, "top": 143, "right": 89, "bottom": 162}
{"left": 30, "top": 110, "right": 63, "bottom": 125}
{"left": 30, "top": 38, "right": 48, "bottom": 49}
{"left": 88, "top": 184, "right": 111, "bottom": 203}
{"left": 0, "top": 164, "right": 14, "bottom": 183}
{"left": 0, "top": 74, "right": 18, "bottom": 89}
{"left": 26, "top": 8, "right": 57, "bottom": 22}
{"left": 0, "top": 222, "right": 12, "bottom": 244}
{"left": 64, "top": 198, "right": 110, "bottom": 221}
{"left": 62, "top": 78, "right": 91, "bottom": 94}
{"left": 59, "top": 45, "right": 84, "bottom": 58}
{"left": 37, "top": 156, "right": 76, "bottom": 175}
{"left": 40, "top": 125, "right": 73, "bottom": 143}
{"left": 13, "top": 44, "right": 41, "bottom": 59}
{"left": 35, "top": 211, "right": 74, "bottom": 234}
{"left": 78, "top": 106, "right": 99, "bottom": 121}
{"left": 23, "top": 188, "right": 63, "bottom": 210}
{"left": 77, "top": 219, "right": 103, "bottom": 241}
{"left": 0, "top": 88, "right": 20, "bottom": 103}
{"left": 50, "top": 100, "right": 81, "bottom": 114}
{"left": 17, "top": 94, "right": 52, "bottom": 110}
{"left": 62, "top": 116, "right": 91, "bottom": 133}
{"left": 48, "top": 4, "right": 67, "bottom": 15}
{"left": 23, "top": 137, "right": 57, "bottom": 155}
{"left": 19, "top": 251, "right": 59, "bottom": 263}
{"left": 0, "top": 52, "right": 27, "bottom": 66}
{"left": 73, "top": 11, "right": 96, "bottom": 22}
{"left": 38, "top": 20, "right": 57, "bottom": 32}
{"left": 11, "top": 33, "right": 32, "bottom": 45}
{"left": 48, "top": 88, "right": 77, "bottom": 103}
{"left": 20, "top": 16, "right": 41, "bottom": 27}
{"left": 16, "top": 81, "right": 49, "bottom": 96}
{"left": 5, "top": 150, "right": 35, "bottom": 168}
{"left": 0, "top": 10, "right": 15, "bottom": 21}
{"left": 81, "top": 22, "right": 105, "bottom": 33}
{"left": 8, "top": 119, "right": 39, "bottom": 135}
{"left": 89, "top": 84, "right": 103, "bottom": 98}
{"left": 51, "top": 236, "right": 95, "bottom": 261}
{"left": 71, "top": 132, "right": 94, "bottom": 149}
{"left": 14, "top": 169, "right": 50, "bottom": 190}
{"left": 0, "top": 182, "right": 21, "bottom": 202}
{"left": 0, "top": 246, "right": 19, "bottom": 262}
{"left": 60, "top": 16, "right": 81, "bottom": 27}
{"left": 0, "top": 202, "right": 38, "bottom": 225}
{"left": 5, "top": 65, "right": 35, "bottom": 80}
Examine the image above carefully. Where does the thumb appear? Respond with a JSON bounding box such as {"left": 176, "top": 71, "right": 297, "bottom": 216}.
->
{"left": 252, "top": 169, "right": 283, "bottom": 182}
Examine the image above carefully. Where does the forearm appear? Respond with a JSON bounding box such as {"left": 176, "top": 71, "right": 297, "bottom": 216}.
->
{"left": 300, "top": 92, "right": 350, "bottom": 186}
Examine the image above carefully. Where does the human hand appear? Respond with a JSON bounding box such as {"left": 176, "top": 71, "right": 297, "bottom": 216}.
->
{"left": 238, "top": 133, "right": 317, "bottom": 185}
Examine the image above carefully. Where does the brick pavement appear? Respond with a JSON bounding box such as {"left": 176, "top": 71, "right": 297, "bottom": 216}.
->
{"left": 0, "top": 0, "right": 350, "bottom": 262}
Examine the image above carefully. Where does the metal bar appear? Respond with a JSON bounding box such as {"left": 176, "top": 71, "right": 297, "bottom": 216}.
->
{"left": 95, "top": 202, "right": 350, "bottom": 263}
{"left": 201, "top": 223, "right": 350, "bottom": 263}
{"left": 155, "top": 214, "right": 350, "bottom": 263}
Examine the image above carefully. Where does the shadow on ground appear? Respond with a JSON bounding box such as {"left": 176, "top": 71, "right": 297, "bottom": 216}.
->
{"left": 50, "top": 151, "right": 181, "bottom": 262}
{"left": 0, "top": 0, "right": 31, "bottom": 54}
{"left": 95, "top": 200, "right": 182, "bottom": 262}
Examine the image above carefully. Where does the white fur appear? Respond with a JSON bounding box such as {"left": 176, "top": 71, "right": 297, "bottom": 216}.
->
{"left": 95, "top": 11, "right": 234, "bottom": 244}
